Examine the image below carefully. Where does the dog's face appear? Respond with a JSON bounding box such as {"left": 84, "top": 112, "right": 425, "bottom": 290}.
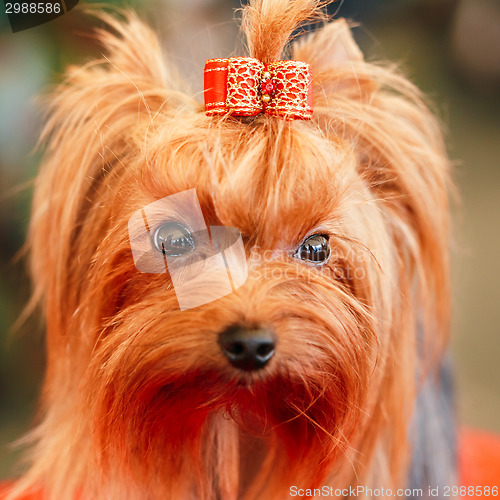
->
{"left": 21, "top": 5, "right": 451, "bottom": 500}
{"left": 87, "top": 117, "right": 390, "bottom": 488}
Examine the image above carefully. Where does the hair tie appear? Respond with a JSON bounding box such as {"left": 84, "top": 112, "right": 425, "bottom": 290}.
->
{"left": 204, "top": 57, "right": 313, "bottom": 120}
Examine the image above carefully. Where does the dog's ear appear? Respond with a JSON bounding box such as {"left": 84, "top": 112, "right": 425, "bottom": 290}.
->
{"left": 42, "top": 11, "right": 195, "bottom": 133}
{"left": 292, "top": 20, "right": 376, "bottom": 99}
{"left": 38, "top": 11, "right": 196, "bottom": 176}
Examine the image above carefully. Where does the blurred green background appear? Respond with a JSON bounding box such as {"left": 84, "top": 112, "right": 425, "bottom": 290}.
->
{"left": 1, "top": 0, "right": 499, "bottom": 480}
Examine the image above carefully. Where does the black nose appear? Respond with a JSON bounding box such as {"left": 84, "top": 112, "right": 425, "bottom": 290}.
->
{"left": 218, "top": 325, "right": 277, "bottom": 371}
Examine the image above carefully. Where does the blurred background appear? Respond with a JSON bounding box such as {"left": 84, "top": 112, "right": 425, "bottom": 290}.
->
{"left": 1, "top": 0, "right": 499, "bottom": 480}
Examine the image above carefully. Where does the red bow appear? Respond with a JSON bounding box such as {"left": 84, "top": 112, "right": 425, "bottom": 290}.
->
{"left": 204, "top": 57, "right": 313, "bottom": 120}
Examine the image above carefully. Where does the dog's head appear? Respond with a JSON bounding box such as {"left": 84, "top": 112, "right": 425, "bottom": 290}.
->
{"left": 23, "top": 1, "right": 451, "bottom": 498}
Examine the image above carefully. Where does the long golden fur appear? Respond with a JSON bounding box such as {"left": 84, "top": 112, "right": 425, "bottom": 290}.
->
{"left": 10, "top": 0, "right": 453, "bottom": 498}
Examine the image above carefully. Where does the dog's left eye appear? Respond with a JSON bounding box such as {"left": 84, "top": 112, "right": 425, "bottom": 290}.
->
{"left": 295, "top": 234, "right": 330, "bottom": 264}
{"left": 152, "top": 222, "right": 195, "bottom": 256}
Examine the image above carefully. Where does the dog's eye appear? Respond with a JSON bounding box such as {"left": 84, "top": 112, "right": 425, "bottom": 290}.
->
{"left": 153, "top": 222, "right": 195, "bottom": 256}
{"left": 295, "top": 234, "right": 330, "bottom": 264}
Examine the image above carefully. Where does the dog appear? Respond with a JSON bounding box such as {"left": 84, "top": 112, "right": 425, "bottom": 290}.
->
{"left": 10, "top": 0, "right": 456, "bottom": 498}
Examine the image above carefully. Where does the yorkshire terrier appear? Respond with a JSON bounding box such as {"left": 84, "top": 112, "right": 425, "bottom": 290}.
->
{"left": 10, "top": 0, "right": 456, "bottom": 498}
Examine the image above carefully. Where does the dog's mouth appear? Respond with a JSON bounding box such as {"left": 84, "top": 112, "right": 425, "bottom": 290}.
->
{"left": 151, "top": 365, "right": 342, "bottom": 429}
{"left": 157, "top": 368, "right": 274, "bottom": 407}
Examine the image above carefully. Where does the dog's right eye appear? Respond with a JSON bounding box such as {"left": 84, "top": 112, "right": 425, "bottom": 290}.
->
{"left": 152, "top": 222, "right": 195, "bottom": 257}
